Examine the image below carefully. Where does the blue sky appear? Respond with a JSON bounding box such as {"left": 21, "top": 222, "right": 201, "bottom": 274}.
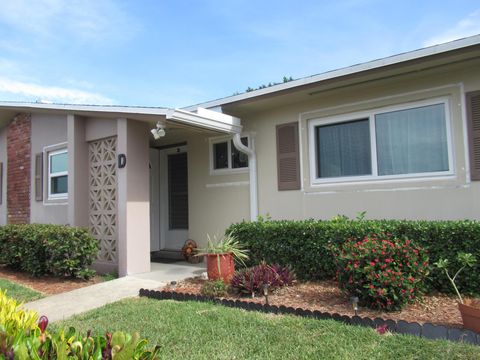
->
{"left": 0, "top": 0, "right": 479, "bottom": 108}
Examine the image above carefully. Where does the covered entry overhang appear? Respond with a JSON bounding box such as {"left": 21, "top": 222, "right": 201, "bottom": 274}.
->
{"left": 0, "top": 102, "right": 242, "bottom": 134}
{"left": 0, "top": 102, "right": 249, "bottom": 277}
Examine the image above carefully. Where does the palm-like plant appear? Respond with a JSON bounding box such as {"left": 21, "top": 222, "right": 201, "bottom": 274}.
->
{"left": 196, "top": 233, "right": 249, "bottom": 265}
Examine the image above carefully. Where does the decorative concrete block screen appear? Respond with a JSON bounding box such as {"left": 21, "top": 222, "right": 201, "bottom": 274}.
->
{"left": 89, "top": 137, "right": 118, "bottom": 266}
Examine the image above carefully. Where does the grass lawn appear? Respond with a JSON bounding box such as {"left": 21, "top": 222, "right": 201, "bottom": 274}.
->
{"left": 0, "top": 278, "right": 43, "bottom": 302}
{"left": 54, "top": 298, "right": 479, "bottom": 360}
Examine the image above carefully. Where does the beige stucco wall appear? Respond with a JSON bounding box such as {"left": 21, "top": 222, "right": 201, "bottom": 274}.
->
{"left": 186, "top": 132, "right": 250, "bottom": 246}
{"left": 0, "top": 127, "right": 7, "bottom": 225}
{"left": 30, "top": 113, "right": 69, "bottom": 224}
{"left": 248, "top": 60, "right": 480, "bottom": 221}
{"left": 185, "top": 59, "right": 480, "bottom": 246}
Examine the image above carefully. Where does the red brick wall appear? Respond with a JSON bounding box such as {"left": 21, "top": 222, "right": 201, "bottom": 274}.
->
{"left": 7, "top": 113, "right": 31, "bottom": 224}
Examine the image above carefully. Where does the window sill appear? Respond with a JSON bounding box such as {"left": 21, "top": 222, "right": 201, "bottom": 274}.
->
{"left": 44, "top": 196, "right": 68, "bottom": 205}
{"left": 309, "top": 172, "right": 457, "bottom": 188}
{"left": 210, "top": 167, "right": 249, "bottom": 176}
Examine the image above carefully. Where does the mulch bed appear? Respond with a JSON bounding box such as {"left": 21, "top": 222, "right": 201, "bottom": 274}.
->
{"left": 0, "top": 266, "right": 103, "bottom": 296}
{"left": 162, "top": 277, "right": 474, "bottom": 328}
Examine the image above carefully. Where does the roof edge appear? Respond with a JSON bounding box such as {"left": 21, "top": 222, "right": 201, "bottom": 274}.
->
{"left": 183, "top": 34, "right": 480, "bottom": 111}
{"left": 0, "top": 101, "right": 171, "bottom": 116}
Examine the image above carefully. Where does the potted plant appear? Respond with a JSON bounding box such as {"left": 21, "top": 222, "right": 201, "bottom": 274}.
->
{"left": 196, "top": 233, "right": 249, "bottom": 283}
{"left": 435, "top": 252, "right": 479, "bottom": 333}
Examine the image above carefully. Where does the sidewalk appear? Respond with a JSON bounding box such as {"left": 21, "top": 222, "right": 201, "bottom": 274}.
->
{"left": 23, "top": 262, "right": 205, "bottom": 322}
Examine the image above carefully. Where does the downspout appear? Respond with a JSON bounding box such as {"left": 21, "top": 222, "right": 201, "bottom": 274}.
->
{"left": 232, "top": 133, "right": 258, "bottom": 221}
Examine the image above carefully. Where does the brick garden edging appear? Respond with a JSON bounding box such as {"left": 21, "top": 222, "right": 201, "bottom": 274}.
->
{"left": 139, "top": 289, "right": 480, "bottom": 346}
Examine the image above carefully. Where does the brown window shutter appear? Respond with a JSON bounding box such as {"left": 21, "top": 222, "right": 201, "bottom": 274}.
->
{"left": 276, "top": 122, "right": 300, "bottom": 190}
{"left": 0, "top": 162, "right": 3, "bottom": 205}
{"left": 467, "top": 91, "right": 480, "bottom": 181}
{"left": 35, "top": 153, "right": 43, "bottom": 201}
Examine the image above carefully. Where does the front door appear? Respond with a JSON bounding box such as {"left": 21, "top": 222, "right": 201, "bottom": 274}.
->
{"left": 160, "top": 146, "right": 189, "bottom": 250}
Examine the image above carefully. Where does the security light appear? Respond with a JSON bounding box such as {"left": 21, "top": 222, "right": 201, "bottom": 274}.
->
{"left": 151, "top": 122, "right": 166, "bottom": 140}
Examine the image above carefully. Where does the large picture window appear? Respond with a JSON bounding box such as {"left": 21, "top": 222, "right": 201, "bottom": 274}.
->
{"left": 48, "top": 149, "right": 68, "bottom": 199}
{"left": 310, "top": 99, "right": 453, "bottom": 184}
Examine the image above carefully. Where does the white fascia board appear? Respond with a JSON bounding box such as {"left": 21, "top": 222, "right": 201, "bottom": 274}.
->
{"left": 167, "top": 108, "right": 242, "bottom": 134}
{"left": 0, "top": 101, "right": 170, "bottom": 116}
{"left": 184, "top": 34, "right": 480, "bottom": 111}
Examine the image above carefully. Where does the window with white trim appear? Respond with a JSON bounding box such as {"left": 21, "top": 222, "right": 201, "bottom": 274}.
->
{"left": 48, "top": 149, "right": 68, "bottom": 199}
{"left": 309, "top": 98, "right": 453, "bottom": 184}
{"left": 210, "top": 136, "right": 249, "bottom": 173}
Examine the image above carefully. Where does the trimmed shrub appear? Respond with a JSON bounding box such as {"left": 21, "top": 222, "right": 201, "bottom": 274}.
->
{"left": 226, "top": 218, "right": 480, "bottom": 295}
{"left": 230, "top": 262, "right": 295, "bottom": 296}
{"left": 330, "top": 234, "right": 429, "bottom": 311}
{"left": 0, "top": 224, "right": 99, "bottom": 278}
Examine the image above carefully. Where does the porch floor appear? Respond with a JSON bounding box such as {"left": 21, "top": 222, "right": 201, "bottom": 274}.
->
{"left": 23, "top": 262, "right": 205, "bottom": 322}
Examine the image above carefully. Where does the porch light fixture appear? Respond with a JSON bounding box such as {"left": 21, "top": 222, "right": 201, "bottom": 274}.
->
{"left": 151, "top": 121, "right": 166, "bottom": 140}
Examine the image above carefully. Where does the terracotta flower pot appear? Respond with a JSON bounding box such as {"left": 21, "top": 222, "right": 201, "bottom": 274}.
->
{"left": 458, "top": 299, "right": 480, "bottom": 333}
{"left": 206, "top": 253, "right": 235, "bottom": 283}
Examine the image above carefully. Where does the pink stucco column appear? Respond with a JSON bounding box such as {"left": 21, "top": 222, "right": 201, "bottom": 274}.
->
{"left": 117, "top": 118, "right": 151, "bottom": 276}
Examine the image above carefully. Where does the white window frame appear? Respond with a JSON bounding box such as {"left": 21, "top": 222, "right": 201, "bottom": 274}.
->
{"left": 308, "top": 97, "right": 455, "bottom": 186}
{"left": 209, "top": 135, "right": 250, "bottom": 175}
{"left": 47, "top": 148, "right": 68, "bottom": 200}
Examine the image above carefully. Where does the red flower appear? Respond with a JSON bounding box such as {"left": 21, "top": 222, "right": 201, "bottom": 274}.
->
{"left": 370, "top": 262, "right": 376, "bottom": 266}
{"left": 38, "top": 315, "right": 49, "bottom": 334}
{"left": 376, "top": 324, "right": 388, "bottom": 335}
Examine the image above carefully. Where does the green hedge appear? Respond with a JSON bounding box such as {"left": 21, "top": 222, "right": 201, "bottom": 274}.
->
{"left": 0, "top": 224, "right": 99, "bottom": 279}
{"left": 226, "top": 218, "right": 480, "bottom": 295}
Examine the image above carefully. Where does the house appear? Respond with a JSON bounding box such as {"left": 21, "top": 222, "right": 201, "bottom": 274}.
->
{"left": 0, "top": 35, "right": 479, "bottom": 277}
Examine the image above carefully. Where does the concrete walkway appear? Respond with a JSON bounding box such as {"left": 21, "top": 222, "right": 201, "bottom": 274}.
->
{"left": 23, "top": 262, "right": 205, "bottom": 323}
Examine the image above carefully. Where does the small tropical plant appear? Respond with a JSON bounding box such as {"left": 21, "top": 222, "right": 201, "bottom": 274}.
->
{"left": 330, "top": 233, "right": 430, "bottom": 311}
{"left": 201, "top": 280, "right": 229, "bottom": 297}
{"left": 0, "top": 291, "right": 159, "bottom": 358}
{"left": 434, "top": 252, "right": 477, "bottom": 304}
{"left": 0, "top": 289, "right": 39, "bottom": 337}
{"left": 196, "top": 233, "right": 249, "bottom": 265}
{"left": 230, "top": 262, "right": 295, "bottom": 297}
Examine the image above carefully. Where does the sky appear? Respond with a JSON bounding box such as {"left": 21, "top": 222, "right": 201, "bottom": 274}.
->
{"left": 0, "top": 0, "right": 479, "bottom": 108}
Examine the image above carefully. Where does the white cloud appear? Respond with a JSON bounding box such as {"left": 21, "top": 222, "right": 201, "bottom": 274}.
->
{"left": 423, "top": 10, "right": 480, "bottom": 46}
{"left": 0, "top": 0, "right": 138, "bottom": 42}
{"left": 0, "top": 77, "right": 114, "bottom": 104}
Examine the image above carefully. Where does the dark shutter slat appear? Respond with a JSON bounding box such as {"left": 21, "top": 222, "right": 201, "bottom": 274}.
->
{"left": 0, "top": 162, "right": 3, "bottom": 205}
{"left": 276, "top": 122, "right": 300, "bottom": 190}
{"left": 467, "top": 91, "right": 480, "bottom": 181}
{"left": 35, "top": 153, "right": 43, "bottom": 201}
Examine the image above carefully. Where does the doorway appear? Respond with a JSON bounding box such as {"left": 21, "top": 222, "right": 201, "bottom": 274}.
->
{"left": 150, "top": 145, "right": 189, "bottom": 252}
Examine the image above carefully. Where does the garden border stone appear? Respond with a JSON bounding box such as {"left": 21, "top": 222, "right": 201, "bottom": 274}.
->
{"left": 139, "top": 288, "right": 480, "bottom": 346}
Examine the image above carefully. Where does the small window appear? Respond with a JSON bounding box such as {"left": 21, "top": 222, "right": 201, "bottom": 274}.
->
{"left": 48, "top": 149, "right": 68, "bottom": 199}
{"left": 210, "top": 136, "right": 249, "bottom": 173}
{"left": 213, "top": 141, "right": 228, "bottom": 170}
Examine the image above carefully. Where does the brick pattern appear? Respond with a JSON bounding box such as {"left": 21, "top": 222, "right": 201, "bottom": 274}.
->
{"left": 7, "top": 113, "right": 31, "bottom": 224}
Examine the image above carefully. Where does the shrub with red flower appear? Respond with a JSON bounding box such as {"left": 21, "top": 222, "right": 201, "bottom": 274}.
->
{"left": 330, "top": 233, "right": 430, "bottom": 311}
